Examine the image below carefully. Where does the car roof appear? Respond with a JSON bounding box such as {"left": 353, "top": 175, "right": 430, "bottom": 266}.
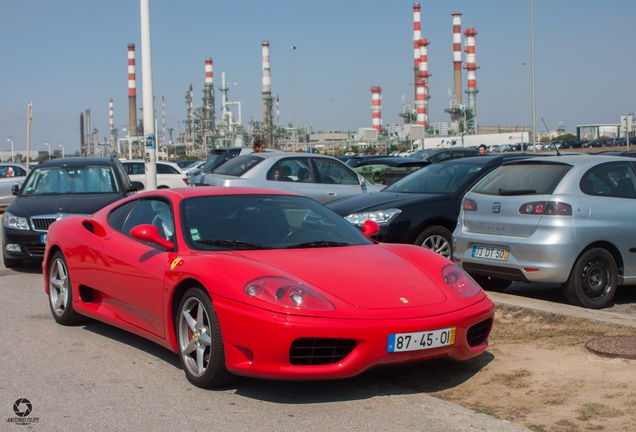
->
{"left": 133, "top": 186, "right": 299, "bottom": 200}
{"left": 35, "top": 156, "right": 118, "bottom": 167}
{"left": 503, "top": 154, "right": 628, "bottom": 167}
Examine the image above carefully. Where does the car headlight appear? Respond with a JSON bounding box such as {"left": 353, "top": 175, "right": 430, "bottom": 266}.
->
{"left": 442, "top": 264, "right": 482, "bottom": 298}
{"left": 2, "top": 212, "right": 29, "bottom": 230}
{"left": 344, "top": 208, "right": 401, "bottom": 226}
{"left": 244, "top": 276, "right": 335, "bottom": 311}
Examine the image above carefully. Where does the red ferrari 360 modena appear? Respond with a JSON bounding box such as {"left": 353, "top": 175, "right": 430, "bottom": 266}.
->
{"left": 43, "top": 187, "right": 494, "bottom": 388}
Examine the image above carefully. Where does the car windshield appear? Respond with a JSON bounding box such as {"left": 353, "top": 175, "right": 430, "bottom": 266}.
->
{"left": 384, "top": 160, "right": 485, "bottom": 194}
{"left": 182, "top": 194, "right": 373, "bottom": 250}
{"left": 471, "top": 163, "right": 571, "bottom": 195}
{"left": 212, "top": 155, "right": 264, "bottom": 177}
{"left": 22, "top": 165, "right": 120, "bottom": 196}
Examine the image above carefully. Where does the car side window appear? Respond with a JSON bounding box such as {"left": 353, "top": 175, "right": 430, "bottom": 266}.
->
{"left": 313, "top": 159, "right": 359, "bottom": 185}
{"left": 110, "top": 198, "right": 174, "bottom": 242}
{"left": 157, "top": 163, "right": 179, "bottom": 174}
{"left": 581, "top": 163, "right": 636, "bottom": 198}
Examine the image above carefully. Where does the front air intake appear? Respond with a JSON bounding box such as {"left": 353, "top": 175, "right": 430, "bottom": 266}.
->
{"left": 290, "top": 338, "right": 356, "bottom": 365}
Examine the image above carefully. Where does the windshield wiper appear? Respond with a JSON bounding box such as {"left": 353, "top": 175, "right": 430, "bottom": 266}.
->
{"left": 286, "top": 241, "right": 349, "bottom": 249}
{"left": 196, "top": 239, "right": 271, "bottom": 250}
{"left": 497, "top": 189, "right": 537, "bottom": 196}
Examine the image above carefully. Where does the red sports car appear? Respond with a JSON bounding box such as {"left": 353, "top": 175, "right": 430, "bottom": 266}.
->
{"left": 43, "top": 187, "right": 494, "bottom": 388}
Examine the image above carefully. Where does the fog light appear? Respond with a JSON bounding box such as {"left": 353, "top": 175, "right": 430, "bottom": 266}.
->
{"left": 5, "top": 244, "right": 21, "bottom": 253}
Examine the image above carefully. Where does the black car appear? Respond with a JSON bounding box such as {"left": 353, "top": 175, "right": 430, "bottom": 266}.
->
{"left": 2, "top": 156, "right": 144, "bottom": 267}
{"left": 410, "top": 147, "right": 478, "bottom": 163}
{"left": 326, "top": 154, "right": 539, "bottom": 258}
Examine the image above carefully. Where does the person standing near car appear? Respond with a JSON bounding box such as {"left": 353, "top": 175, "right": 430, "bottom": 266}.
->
{"left": 479, "top": 144, "right": 487, "bottom": 155}
{"left": 252, "top": 139, "right": 267, "bottom": 153}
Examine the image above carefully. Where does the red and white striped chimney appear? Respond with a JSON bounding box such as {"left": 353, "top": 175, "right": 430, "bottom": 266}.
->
{"left": 370, "top": 86, "right": 382, "bottom": 132}
{"left": 205, "top": 58, "right": 213, "bottom": 86}
{"left": 464, "top": 27, "right": 479, "bottom": 120}
{"left": 261, "top": 41, "right": 273, "bottom": 142}
{"left": 451, "top": 11, "right": 463, "bottom": 105}
{"left": 127, "top": 43, "right": 138, "bottom": 136}
{"left": 413, "top": 3, "right": 421, "bottom": 101}
{"left": 418, "top": 38, "right": 430, "bottom": 128}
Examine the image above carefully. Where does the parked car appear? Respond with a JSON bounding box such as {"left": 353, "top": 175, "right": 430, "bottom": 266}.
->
{"left": 0, "top": 163, "right": 29, "bottom": 210}
{"left": 190, "top": 153, "right": 383, "bottom": 204}
{"left": 452, "top": 155, "right": 636, "bottom": 309}
{"left": 183, "top": 159, "right": 206, "bottom": 177}
{"left": 327, "top": 154, "right": 538, "bottom": 259}
{"left": 352, "top": 157, "right": 429, "bottom": 185}
{"left": 592, "top": 150, "right": 636, "bottom": 158}
{"left": 43, "top": 186, "right": 494, "bottom": 388}
{"left": 2, "top": 156, "right": 144, "bottom": 267}
{"left": 410, "top": 147, "right": 478, "bottom": 163}
{"left": 121, "top": 160, "right": 189, "bottom": 188}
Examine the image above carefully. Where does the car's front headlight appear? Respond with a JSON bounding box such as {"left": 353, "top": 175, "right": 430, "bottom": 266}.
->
{"left": 2, "top": 212, "right": 29, "bottom": 230}
{"left": 344, "top": 208, "right": 401, "bottom": 226}
{"left": 245, "top": 276, "right": 334, "bottom": 311}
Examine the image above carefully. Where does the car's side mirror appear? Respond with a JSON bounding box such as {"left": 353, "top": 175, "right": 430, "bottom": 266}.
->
{"left": 11, "top": 183, "right": 20, "bottom": 196}
{"left": 130, "top": 224, "right": 174, "bottom": 250}
{"left": 361, "top": 219, "right": 380, "bottom": 237}
{"left": 128, "top": 181, "right": 145, "bottom": 192}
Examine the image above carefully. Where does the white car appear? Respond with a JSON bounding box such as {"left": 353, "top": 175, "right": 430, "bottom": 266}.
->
{"left": 121, "top": 160, "right": 189, "bottom": 188}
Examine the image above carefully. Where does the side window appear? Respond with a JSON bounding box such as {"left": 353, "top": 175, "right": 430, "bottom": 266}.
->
{"left": 110, "top": 198, "right": 174, "bottom": 242}
{"left": 157, "top": 163, "right": 179, "bottom": 174}
{"left": 581, "top": 163, "right": 636, "bottom": 198}
{"left": 279, "top": 158, "right": 313, "bottom": 182}
{"left": 314, "top": 159, "right": 359, "bottom": 185}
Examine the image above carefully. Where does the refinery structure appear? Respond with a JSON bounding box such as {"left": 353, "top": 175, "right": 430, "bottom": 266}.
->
{"left": 83, "top": 3, "right": 527, "bottom": 159}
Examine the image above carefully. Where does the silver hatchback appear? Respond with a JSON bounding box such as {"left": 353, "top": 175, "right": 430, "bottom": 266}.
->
{"left": 190, "top": 152, "right": 383, "bottom": 204}
{"left": 452, "top": 155, "right": 636, "bottom": 309}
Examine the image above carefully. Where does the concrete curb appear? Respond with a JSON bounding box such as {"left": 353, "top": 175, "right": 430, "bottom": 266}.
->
{"left": 487, "top": 291, "right": 636, "bottom": 329}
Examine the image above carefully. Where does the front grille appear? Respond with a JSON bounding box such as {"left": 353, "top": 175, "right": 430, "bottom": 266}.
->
{"left": 290, "top": 338, "right": 356, "bottom": 365}
{"left": 466, "top": 318, "right": 493, "bottom": 347}
{"left": 30, "top": 215, "right": 65, "bottom": 232}
{"left": 24, "top": 244, "right": 46, "bottom": 256}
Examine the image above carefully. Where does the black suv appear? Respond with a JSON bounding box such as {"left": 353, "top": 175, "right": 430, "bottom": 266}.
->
{"left": 2, "top": 156, "right": 144, "bottom": 267}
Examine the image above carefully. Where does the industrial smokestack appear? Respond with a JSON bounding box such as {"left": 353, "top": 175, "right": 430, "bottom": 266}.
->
{"left": 370, "top": 86, "right": 382, "bottom": 132}
{"left": 203, "top": 58, "right": 215, "bottom": 133}
{"left": 413, "top": 3, "right": 421, "bottom": 102}
{"left": 464, "top": 27, "right": 479, "bottom": 132}
{"left": 451, "top": 11, "right": 463, "bottom": 105}
{"left": 127, "top": 43, "right": 138, "bottom": 137}
{"left": 418, "top": 39, "right": 431, "bottom": 128}
{"left": 261, "top": 41, "right": 273, "bottom": 144}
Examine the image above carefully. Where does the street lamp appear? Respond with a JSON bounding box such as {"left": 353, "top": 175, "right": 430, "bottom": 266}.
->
{"left": 59, "top": 143, "right": 65, "bottom": 158}
{"left": 45, "top": 141, "right": 51, "bottom": 158}
{"left": 291, "top": 44, "right": 297, "bottom": 152}
{"left": 6, "top": 137, "right": 14, "bottom": 162}
{"left": 521, "top": 62, "right": 526, "bottom": 147}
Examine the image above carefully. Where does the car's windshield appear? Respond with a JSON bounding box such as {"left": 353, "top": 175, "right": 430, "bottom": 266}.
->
{"left": 22, "top": 166, "right": 120, "bottom": 196}
{"left": 182, "top": 194, "right": 373, "bottom": 250}
{"left": 384, "top": 160, "right": 485, "bottom": 194}
{"left": 212, "top": 155, "right": 264, "bottom": 177}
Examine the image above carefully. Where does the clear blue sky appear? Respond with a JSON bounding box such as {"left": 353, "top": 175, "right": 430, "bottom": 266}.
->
{"left": 1, "top": 1, "right": 634, "bottom": 155}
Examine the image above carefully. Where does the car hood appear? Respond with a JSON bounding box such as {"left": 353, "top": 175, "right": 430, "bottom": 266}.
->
{"left": 326, "top": 191, "right": 446, "bottom": 215}
{"left": 233, "top": 244, "right": 451, "bottom": 311}
{"left": 7, "top": 194, "right": 123, "bottom": 217}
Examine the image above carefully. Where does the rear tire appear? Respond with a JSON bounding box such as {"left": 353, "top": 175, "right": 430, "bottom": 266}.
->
{"left": 471, "top": 274, "right": 512, "bottom": 292}
{"left": 564, "top": 248, "right": 617, "bottom": 309}
{"left": 415, "top": 226, "right": 452, "bottom": 259}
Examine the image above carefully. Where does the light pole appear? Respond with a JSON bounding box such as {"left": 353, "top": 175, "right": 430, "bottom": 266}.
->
{"left": 530, "top": 0, "right": 537, "bottom": 153}
{"left": 45, "top": 141, "right": 51, "bottom": 158}
{"left": 521, "top": 62, "right": 526, "bottom": 147}
{"left": 6, "top": 137, "right": 14, "bottom": 162}
{"left": 291, "top": 45, "right": 297, "bottom": 152}
{"left": 59, "top": 143, "right": 65, "bottom": 157}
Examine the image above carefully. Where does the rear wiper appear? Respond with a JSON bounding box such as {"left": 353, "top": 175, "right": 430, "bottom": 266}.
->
{"left": 196, "top": 239, "right": 271, "bottom": 250}
{"left": 286, "top": 241, "right": 349, "bottom": 249}
{"left": 497, "top": 189, "right": 537, "bottom": 196}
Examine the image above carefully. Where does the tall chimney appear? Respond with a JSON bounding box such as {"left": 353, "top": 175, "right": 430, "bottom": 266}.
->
{"left": 370, "top": 86, "right": 382, "bottom": 132}
{"left": 127, "top": 43, "right": 138, "bottom": 137}
{"left": 451, "top": 11, "right": 463, "bottom": 105}
{"left": 203, "top": 58, "right": 215, "bottom": 134}
{"left": 413, "top": 3, "right": 421, "bottom": 102}
{"left": 418, "top": 39, "right": 431, "bottom": 128}
{"left": 464, "top": 27, "right": 479, "bottom": 133}
{"left": 261, "top": 41, "right": 273, "bottom": 144}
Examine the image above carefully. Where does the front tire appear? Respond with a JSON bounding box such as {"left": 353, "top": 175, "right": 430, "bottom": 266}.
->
{"left": 48, "top": 251, "right": 85, "bottom": 325}
{"left": 564, "top": 248, "right": 617, "bottom": 309}
{"left": 176, "top": 287, "right": 233, "bottom": 388}
{"left": 415, "top": 226, "right": 452, "bottom": 259}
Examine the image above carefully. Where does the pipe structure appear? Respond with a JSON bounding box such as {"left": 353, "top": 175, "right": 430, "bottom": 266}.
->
{"left": 261, "top": 40, "right": 273, "bottom": 144}
{"left": 185, "top": 84, "right": 193, "bottom": 148}
{"left": 464, "top": 28, "right": 479, "bottom": 134}
{"left": 370, "top": 86, "right": 382, "bottom": 132}
{"left": 451, "top": 11, "right": 463, "bottom": 105}
{"left": 127, "top": 43, "right": 138, "bottom": 137}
